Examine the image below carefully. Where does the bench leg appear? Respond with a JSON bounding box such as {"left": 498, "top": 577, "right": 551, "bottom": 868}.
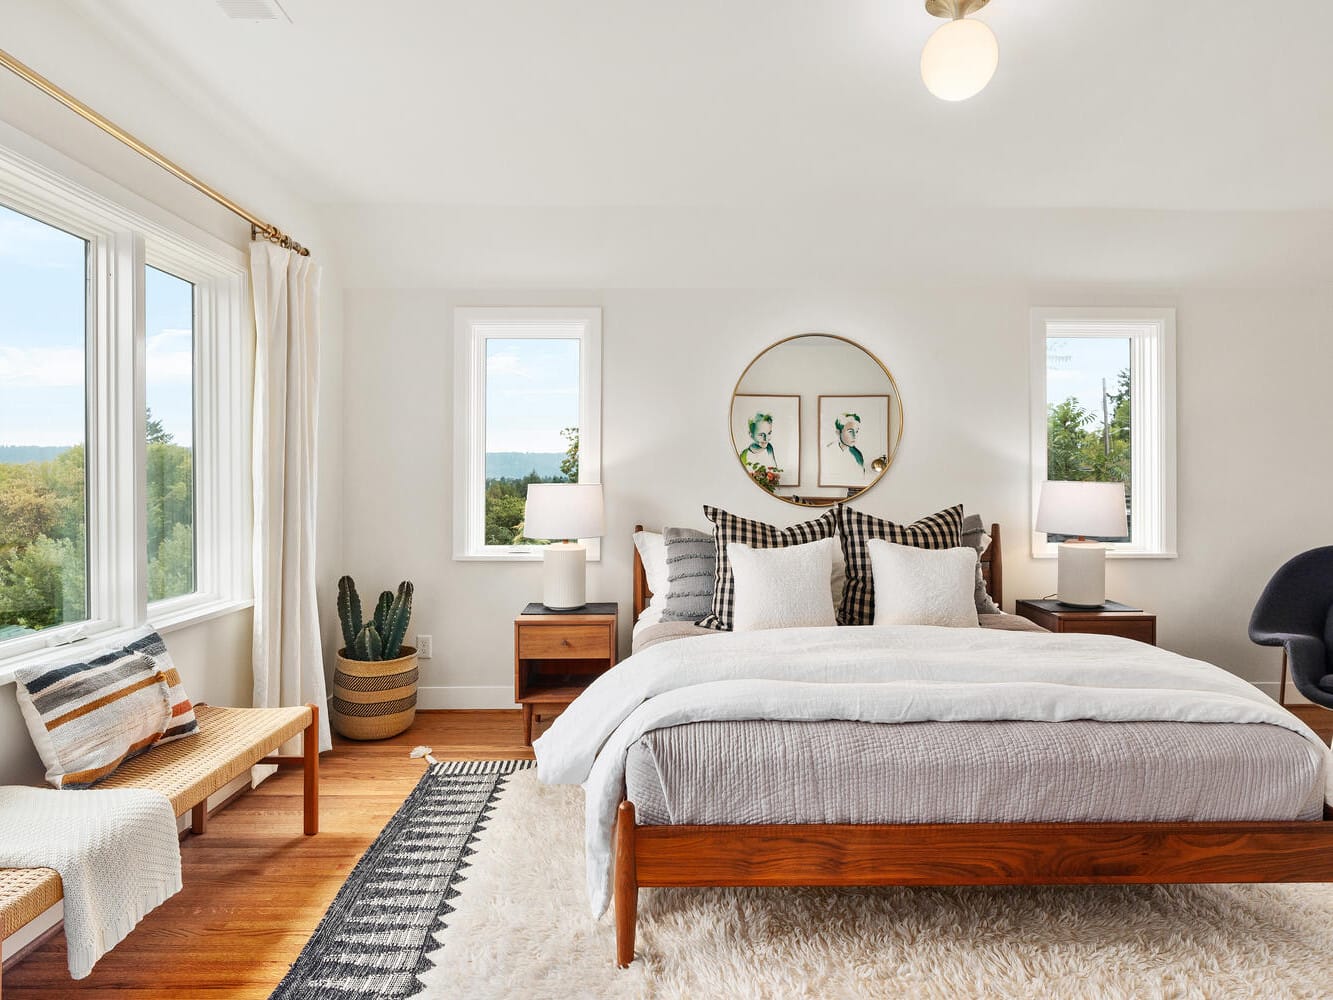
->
{"left": 191, "top": 801, "right": 208, "bottom": 835}
{"left": 303, "top": 702, "right": 320, "bottom": 836}
{"left": 614, "top": 800, "right": 638, "bottom": 968}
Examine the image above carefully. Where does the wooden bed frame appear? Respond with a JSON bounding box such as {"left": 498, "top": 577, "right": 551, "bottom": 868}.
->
{"left": 618, "top": 522, "right": 1333, "bottom": 968}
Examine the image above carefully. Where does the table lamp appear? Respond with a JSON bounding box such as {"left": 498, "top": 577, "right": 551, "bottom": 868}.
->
{"left": 523, "top": 483, "right": 605, "bottom": 609}
{"left": 1035, "top": 481, "right": 1128, "bottom": 608}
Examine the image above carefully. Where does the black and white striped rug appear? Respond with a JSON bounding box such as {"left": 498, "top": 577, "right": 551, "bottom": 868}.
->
{"left": 270, "top": 759, "right": 533, "bottom": 1000}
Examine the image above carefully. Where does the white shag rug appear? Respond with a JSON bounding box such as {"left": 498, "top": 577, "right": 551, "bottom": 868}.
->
{"left": 426, "top": 770, "right": 1333, "bottom": 1000}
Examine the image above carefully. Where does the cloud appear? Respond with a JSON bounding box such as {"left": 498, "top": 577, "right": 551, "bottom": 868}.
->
{"left": 146, "top": 329, "right": 193, "bottom": 384}
{"left": 486, "top": 350, "right": 533, "bottom": 379}
{"left": 0, "top": 213, "right": 84, "bottom": 268}
{"left": 0, "top": 345, "right": 85, "bottom": 387}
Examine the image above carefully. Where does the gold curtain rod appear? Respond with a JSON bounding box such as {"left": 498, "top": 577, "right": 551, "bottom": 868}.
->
{"left": 0, "top": 46, "right": 310, "bottom": 256}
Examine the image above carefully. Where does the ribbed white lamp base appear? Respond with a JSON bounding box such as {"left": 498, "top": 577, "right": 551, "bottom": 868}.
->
{"left": 1056, "top": 541, "right": 1107, "bottom": 608}
{"left": 542, "top": 542, "right": 587, "bottom": 610}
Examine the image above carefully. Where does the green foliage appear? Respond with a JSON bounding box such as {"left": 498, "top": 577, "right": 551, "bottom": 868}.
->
{"left": 559, "top": 426, "right": 579, "bottom": 482}
{"left": 0, "top": 534, "right": 84, "bottom": 630}
{"left": 148, "top": 522, "right": 193, "bottom": 601}
{"left": 338, "top": 575, "right": 363, "bottom": 650}
{"left": 1046, "top": 368, "right": 1133, "bottom": 532}
{"left": 337, "top": 576, "right": 414, "bottom": 660}
{"left": 1, "top": 410, "right": 194, "bottom": 633}
{"left": 483, "top": 428, "right": 579, "bottom": 547}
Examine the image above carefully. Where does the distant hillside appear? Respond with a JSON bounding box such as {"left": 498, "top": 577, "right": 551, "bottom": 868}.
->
{"left": 0, "top": 445, "right": 72, "bottom": 465}
{"left": 486, "top": 452, "right": 566, "bottom": 481}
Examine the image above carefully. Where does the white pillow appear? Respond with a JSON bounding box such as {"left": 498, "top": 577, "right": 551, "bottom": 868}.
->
{"left": 867, "top": 539, "right": 979, "bottom": 628}
{"left": 727, "top": 536, "right": 838, "bottom": 632}
{"left": 632, "top": 530, "right": 668, "bottom": 601}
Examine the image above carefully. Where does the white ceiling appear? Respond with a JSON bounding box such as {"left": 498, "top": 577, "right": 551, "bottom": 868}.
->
{"left": 71, "top": 0, "right": 1333, "bottom": 212}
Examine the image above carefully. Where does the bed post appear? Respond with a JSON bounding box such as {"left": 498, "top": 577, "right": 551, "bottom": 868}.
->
{"left": 614, "top": 800, "right": 638, "bottom": 968}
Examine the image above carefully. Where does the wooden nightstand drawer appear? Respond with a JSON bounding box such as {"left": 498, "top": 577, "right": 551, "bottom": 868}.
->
{"left": 517, "top": 624, "right": 611, "bottom": 660}
{"left": 1014, "top": 599, "right": 1156, "bottom": 646}
{"left": 1065, "top": 618, "right": 1156, "bottom": 645}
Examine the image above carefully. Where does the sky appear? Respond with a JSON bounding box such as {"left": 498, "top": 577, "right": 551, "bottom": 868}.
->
{"left": 0, "top": 204, "right": 194, "bottom": 450}
{"left": 1046, "top": 337, "right": 1130, "bottom": 421}
{"left": 485, "top": 337, "right": 579, "bottom": 454}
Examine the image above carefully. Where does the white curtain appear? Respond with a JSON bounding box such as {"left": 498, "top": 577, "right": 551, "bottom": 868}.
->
{"left": 250, "top": 242, "right": 332, "bottom": 752}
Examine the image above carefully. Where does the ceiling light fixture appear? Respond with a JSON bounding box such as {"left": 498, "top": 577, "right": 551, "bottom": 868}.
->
{"left": 921, "top": 0, "right": 999, "bottom": 102}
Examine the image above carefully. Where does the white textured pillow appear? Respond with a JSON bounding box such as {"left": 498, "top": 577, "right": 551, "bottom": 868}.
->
{"left": 632, "top": 530, "right": 668, "bottom": 602}
{"left": 727, "top": 536, "right": 838, "bottom": 632}
{"left": 867, "top": 539, "right": 979, "bottom": 628}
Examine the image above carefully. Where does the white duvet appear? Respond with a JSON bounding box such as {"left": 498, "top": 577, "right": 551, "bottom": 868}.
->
{"left": 532, "top": 625, "right": 1333, "bottom": 916}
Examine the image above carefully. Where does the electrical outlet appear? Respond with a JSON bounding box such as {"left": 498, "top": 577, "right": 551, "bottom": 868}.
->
{"left": 416, "top": 634, "right": 433, "bottom": 659}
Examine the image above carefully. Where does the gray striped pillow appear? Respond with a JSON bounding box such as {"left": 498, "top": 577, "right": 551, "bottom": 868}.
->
{"left": 13, "top": 650, "right": 173, "bottom": 788}
{"left": 836, "top": 504, "right": 964, "bottom": 625}
{"left": 699, "top": 506, "right": 838, "bottom": 631}
{"left": 661, "top": 527, "right": 715, "bottom": 623}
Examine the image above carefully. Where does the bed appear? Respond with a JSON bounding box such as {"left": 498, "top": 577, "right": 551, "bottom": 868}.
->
{"left": 540, "top": 523, "right": 1333, "bottom": 968}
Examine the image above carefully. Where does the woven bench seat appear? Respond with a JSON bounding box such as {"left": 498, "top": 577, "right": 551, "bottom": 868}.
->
{"left": 96, "top": 705, "right": 312, "bottom": 815}
{"left": 0, "top": 868, "right": 61, "bottom": 940}
{"left": 0, "top": 703, "right": 318, "bottom": 992}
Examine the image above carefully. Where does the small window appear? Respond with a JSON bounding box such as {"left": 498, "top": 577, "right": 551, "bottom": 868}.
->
{"left": 144, "top": 265, "right": 196, "bottom": 602}
{"left": 0, "top": 204, "right": 91, "bottom": 640}
{"left": 1030, "top": 308, "right": 1176, "bottom": 557}
{"left": 454, "top": 308, "right": 602, "bottom": 560}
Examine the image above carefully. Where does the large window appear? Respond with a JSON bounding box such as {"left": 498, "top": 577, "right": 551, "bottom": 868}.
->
{"left": 0, "top": 205, "right": 89, "bottom": 640}
{"left": 1030, "top": 308, "right": 1177, "bottom": 557}
{"left": 0, "top": 143, "right": 249, "bottom": 676}
{"left": 454, "top": 308, "right": 602, "bottom": 560}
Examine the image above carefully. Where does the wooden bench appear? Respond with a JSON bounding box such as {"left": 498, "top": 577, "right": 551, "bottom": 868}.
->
{"left": 0, "top": 703, "right": 319, "bottom": 995}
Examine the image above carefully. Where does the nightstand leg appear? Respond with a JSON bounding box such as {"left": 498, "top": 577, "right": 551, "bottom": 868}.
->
{"left": 522, "top": 704, "right": 534, "bottom": 746}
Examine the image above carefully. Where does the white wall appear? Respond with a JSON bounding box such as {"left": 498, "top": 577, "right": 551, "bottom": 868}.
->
{"left": 341, "top": 278, "right": 1333, "bottom": 707}
{"left": 0, "top": 4, "right": 344, "bottom": 782}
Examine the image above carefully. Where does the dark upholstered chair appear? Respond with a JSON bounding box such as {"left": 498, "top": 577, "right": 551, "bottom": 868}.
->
{"left": 1249, "top": 546, "right": 1333, "bottom": 709}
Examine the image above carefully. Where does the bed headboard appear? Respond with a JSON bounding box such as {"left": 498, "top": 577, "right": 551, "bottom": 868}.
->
{"left": 632, "top": 521, "right": 1004, "bottom": 623}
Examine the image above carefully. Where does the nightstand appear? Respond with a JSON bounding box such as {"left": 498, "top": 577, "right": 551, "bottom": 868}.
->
{"left": 514, "top": 602, "right": 618, "bottom": 745}
{"left": 1015, "top": 599, "right": 1156, "bottom": 645}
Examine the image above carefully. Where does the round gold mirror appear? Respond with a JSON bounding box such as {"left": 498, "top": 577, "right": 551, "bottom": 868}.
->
{"left": 730, "top": 334, "right": 903, "bottom": 506}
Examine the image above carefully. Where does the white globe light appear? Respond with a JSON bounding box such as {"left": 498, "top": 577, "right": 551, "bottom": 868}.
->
{"left": 921, "top": 18, "right": 999, "bottom": 101}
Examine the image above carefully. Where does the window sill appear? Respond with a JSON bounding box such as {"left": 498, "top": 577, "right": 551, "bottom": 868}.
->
{"left": 0, "top": 598, "right": 253, "bottom": 686}
{"left": 1031, "top": 549, "right": 1179, "bottom": 560}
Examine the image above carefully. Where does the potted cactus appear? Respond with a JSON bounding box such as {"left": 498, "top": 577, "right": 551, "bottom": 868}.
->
{"left": 331, "top": 576, "right": 418, "bottom": 740}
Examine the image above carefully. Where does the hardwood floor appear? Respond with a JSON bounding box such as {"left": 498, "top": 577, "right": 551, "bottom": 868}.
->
{"left": 2, "top": 711, "right": 535, "bottom": 1000}
{"left": 4, "top": 703, "right": 1332, "bottom": 997}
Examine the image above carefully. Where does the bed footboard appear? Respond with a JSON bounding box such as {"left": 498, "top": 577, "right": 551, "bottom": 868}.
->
{"left": 611, "top": 798, "right": 1333, "bottom": 968}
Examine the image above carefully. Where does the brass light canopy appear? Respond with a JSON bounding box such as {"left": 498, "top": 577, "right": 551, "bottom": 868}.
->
{"left": 925, "top": 0, "right": 990, "bottom": 18}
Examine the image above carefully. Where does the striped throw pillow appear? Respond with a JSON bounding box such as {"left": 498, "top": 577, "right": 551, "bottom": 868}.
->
{"left": 13, "top": 650, "right": 173, "bottom": 789}
{"left": 699, "top": 506, "right": 838, "bottom": 631}
{"left": 120, "top": 629, "right": 199, "bottom": 743}
{"left": 837, "top": 504, "right": 964, "bottom": 625}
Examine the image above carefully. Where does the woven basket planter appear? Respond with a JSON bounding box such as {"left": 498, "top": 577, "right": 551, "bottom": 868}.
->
{"left": 331, "top": 647, "right": 418, "bottom": 740}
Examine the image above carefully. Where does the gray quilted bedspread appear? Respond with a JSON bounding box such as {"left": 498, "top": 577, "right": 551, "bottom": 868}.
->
{"left": 625, "top": 717, "right": 1326, "bottom": 826}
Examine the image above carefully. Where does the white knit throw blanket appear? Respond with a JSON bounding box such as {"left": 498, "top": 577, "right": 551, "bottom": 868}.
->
{"left": 0, "top": 786, "right": 182, "bottom": 979}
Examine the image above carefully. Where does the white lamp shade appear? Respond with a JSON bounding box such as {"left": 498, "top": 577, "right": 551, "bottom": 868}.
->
{"left": 1035, "top": 481, "right": 1128, "bottom": 538}
{"left": 921, "top": 17, "right": 999, "bottom": 102}
{"left": 524, "top": 483, "right": 605, "bottom": 540}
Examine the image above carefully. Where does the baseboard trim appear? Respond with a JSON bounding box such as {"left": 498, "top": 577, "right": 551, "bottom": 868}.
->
{"left": 416, "top": 685, "right": 515, "bottom": 710}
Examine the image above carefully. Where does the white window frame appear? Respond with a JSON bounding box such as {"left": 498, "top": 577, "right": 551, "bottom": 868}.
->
{"left": 453, "top": 307, "right": 602, "bottom": 561}
{"left": 1030, "top": 307, "right": 1177, "bottom": 559}
{"left": 0, "top": 141, "right": 250, "bottom": 682}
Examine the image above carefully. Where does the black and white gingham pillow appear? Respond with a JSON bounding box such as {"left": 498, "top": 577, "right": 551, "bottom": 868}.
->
{"left": 836, "top": 504, "right": 964, "bottom": 625}
{"left": 698, "top": 505, "right": 838, "bottom": 631}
